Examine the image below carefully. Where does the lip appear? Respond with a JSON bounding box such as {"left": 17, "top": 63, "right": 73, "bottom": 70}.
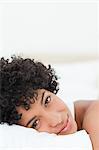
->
{"left": 57, "top": 114, "right": 71, "bottom": 134}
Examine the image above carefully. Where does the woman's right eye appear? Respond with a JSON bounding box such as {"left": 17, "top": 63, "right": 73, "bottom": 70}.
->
{"left": 44, "top": 96, "right": 51, "bottom": 107}
{"left": 31, "top": 119, "right": 39, "bottom": 129}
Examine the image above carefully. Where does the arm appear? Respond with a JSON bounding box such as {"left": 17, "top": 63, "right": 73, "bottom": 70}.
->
{"left": 74, "top": 100, "right": 99, "bottom": 150}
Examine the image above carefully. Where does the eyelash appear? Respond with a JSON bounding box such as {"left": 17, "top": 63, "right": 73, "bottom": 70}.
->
{"left": 31, "top": 119, "right": 39, "bottom": 129}
{"left": 44, "top": 95, "right": 51, "bottom": 107}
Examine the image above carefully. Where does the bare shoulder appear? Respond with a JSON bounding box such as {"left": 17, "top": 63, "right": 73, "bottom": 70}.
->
{"left": 82, "top": 100, "right": 99, "bottom": 132}
{"left": 74, "top": 100, "right": 99, "bottom": 150}
{"left": 74, "top": 100, "right": 93, "bottom": 114}
{"left": 74, "top": 100, "right": 99, "bottom": 117}
{"left": 74, "top": 100, "right": 99, "bottom": 130}
{"left": 74, "top": 100, "right": 94, "bottom": 130}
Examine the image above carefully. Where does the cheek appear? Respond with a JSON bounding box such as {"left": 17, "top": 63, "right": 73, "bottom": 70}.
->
{"left": 53, "top": 99, "right": 68, "bottom": 112}
{"left": 37, "top": 119, "right": 50, "bottom": 133}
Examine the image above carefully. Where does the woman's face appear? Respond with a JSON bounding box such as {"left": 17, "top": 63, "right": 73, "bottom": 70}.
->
{"left": 17, "top": 89, "right": 77, "bottom": 135}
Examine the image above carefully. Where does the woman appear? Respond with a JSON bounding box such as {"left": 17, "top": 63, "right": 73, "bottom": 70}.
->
{"left": 0, "top": 56, "right": 99, "bottom": 150}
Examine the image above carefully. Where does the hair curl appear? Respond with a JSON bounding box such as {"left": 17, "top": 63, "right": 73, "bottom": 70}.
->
{"left": 0, "top": 56, "right": 59, "bottom": 125}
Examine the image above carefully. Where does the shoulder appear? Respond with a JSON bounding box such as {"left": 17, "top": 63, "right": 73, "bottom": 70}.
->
{"left": 74, "top": 100, "right": 92, "bottom": 113}
{"left": 82, "top": 100, "right": 99, "bottom": 132}
{"left": 74, "top": 100, "right": 99, "bottom": 131}
{"left": 74, "top": 100, "right": 99, "bottom": 149}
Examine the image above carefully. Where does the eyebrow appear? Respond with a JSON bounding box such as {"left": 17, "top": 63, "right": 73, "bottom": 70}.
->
{"left": 25, "top": 91, "right": 46, "bottom": 127}
{"left": 40, "top": 91, "right": 45, "bottom": 105}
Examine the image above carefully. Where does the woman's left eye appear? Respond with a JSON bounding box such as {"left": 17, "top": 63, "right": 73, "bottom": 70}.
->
{"left": 44, "top": 96, "right": 51, "bottom": 107}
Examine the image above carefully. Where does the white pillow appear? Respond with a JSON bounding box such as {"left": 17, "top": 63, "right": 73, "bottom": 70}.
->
{"left": 0, "top": 100, "right": 92, "bottom": 150}
{"left": 0, "top": 124, "right": 92, "bottom": 150}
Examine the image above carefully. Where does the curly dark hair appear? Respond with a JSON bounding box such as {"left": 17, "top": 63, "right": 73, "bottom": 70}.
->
{"left": 0, "top": 56, "right": 59, "bottom": 125}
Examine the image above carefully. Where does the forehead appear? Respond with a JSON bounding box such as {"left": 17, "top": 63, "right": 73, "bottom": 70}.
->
{"left": 36, "top": 89, "right": 46, "bottom": 98}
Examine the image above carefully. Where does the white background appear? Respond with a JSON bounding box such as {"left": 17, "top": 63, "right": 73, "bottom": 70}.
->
{"left": 0, "top": 0, "right": 98, "bottom": 63}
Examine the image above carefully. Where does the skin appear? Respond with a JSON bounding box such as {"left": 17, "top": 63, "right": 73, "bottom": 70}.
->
{"left": 74, "top": 100, "right": 99, "bottom": 150}
{"left": 17, "top": 89, "right": 99, "bottom": 150}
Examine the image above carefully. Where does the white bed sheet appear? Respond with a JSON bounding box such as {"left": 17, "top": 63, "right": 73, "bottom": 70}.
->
{"left": 0, "top": 124, "right": 92, "bottom": 150}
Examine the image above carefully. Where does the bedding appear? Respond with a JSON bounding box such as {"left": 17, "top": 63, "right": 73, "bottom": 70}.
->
{"left": 0, "top": 124, "right": 92, "bottom": 150}
{"left": 0, "top": 98, "right": 92, "bottom": 150}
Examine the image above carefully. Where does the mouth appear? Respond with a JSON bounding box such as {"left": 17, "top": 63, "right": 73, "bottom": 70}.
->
{"left": 57, "top": 114, "right": 71, "bottom": 135}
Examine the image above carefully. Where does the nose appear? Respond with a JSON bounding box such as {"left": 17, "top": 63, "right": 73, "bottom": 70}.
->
{"left": 44, "top": 111, "right": 63, "bottom": 127}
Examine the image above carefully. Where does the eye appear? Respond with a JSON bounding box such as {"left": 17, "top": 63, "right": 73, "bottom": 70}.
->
{"left": 44, "top": 96, "right": 51, "bottom": 107}
{"left": 31, "top": 119, "right": 39, "bottom": 129}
